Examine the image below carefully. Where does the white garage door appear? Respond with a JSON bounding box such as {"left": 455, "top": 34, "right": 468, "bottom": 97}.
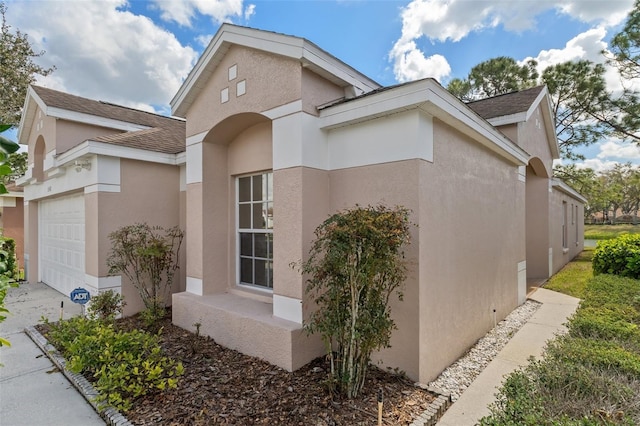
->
{"left": 39, "top": 194, "right": 85, "bottom": 296}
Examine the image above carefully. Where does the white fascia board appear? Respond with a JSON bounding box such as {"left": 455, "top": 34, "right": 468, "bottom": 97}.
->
{"left": 56, "top": 140, "right": 181, "bottom": 167}
{"left": 486, "top": 112, "right": 527, "bottom": 127}
{"left": 46, "top": 107, "right": 150, "bottom": 132}
{"left": 301, "top": 44, "right": 379, "bottom": 92}
{"left": 540, "top": 93, "right": 561, "bottom": 159}
{"left": 18, "top": 87, "right": 44, "bottom": 145}
{"left": 552, "top": 178, "right": 587, "bottom": 203}
{"left": 320, "top": 80, "right": 529, "bottom": 166}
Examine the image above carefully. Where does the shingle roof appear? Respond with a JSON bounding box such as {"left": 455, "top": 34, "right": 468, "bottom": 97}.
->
{"left": 31, "top": 85, "right": 185, "bottom": 154}
{"left": 466, "top": 85, "right": 545, "bottom": 120}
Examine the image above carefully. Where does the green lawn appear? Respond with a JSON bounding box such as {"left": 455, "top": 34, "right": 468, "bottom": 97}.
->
{"left": 584, "top": 223, "right": 640, "bottom": 240}
{"left": 544, "top": 247, "right": 594, "bottom": 299}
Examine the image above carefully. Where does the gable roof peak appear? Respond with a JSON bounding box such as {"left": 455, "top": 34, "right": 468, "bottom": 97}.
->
{"left": 171, "top": 24, "right": 381, "bottom": 117}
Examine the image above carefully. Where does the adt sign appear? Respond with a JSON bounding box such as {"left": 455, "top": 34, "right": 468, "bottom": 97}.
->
{"left": 70, "top": 287, "right": 91, "bottom": 305}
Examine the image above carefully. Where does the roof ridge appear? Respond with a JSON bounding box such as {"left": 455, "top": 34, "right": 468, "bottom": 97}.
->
{"left": 466, "top": 85, "right": 545, "bottom": 105}
{"left": 32, "top": 85, "right": 184, "bottom": 124}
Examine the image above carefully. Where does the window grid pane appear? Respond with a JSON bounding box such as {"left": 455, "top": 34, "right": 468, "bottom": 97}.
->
{"left": 238, "top": 172, "right": 273, "bottom": 289}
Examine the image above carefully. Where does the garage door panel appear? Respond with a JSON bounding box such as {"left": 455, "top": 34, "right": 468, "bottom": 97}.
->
{"left": 39, "top": 194, "right": 85, "bottom": 296}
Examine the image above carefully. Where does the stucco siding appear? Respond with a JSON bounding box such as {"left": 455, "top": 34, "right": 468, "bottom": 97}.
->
{"left": 185, "top": 46, "right": 302, "bottom": 137}
{"left": 416, "top": 119, "right": 524, "bottom": 383}
{"left": 56, "top": 120, "right": 123, "bottom": 154}
{"left": 91, "top": 159, "right": 182, "bottom": 315}
{"left": 328, "top": 159, "right": 422, "bottom": 380}
{"left": 301, "top": 68, "right": 344, "bottom": 116}
{"left": 549, "top": 188, "right": 584, "bottom": 275}
{"left": 2, "top": 199, "right": 25, "bottom": 269}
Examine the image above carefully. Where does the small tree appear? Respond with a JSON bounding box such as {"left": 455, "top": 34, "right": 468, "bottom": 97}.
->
{"left": 301, "top": 205, "right": 412, "bottom": 398}
{"left": 107, "top": 224, "right": 183, "bottom": 324}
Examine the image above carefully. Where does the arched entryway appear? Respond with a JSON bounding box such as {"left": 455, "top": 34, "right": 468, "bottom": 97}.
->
{"left": 525, "top": 157, "right": 551, "bottom": 293}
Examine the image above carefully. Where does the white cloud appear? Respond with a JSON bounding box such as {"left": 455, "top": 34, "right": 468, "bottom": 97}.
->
{"left": 525, "top": 27, "right": 608, "bottom": 71}
{"left": 597, "top": 140, "right": 640, "bottom": 160}
{"left": 390, "top": 40, "right": 451, "bottom": 83}
{"left": 577, "top": 158, "right": 622, "bottom": 172}
{"left": 6, "top": 0, "right": 198, "bottom": 112}
{"left": 152, "top": 0, "right": 251, "bottom": 26}
{"left": 389, "top": 0, "right": 636, "bottom": 84}
{"left": 559, "top": 0, "right": 634, "bottom": 27}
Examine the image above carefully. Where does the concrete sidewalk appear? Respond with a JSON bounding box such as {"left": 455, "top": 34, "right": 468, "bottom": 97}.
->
{"left": 0, "top": 282, "right": 105, "bottom": 426}
{"left": 437, "top": 288, "right": 580, "bottom": 425}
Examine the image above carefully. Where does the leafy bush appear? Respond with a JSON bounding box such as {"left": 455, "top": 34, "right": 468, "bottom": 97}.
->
{"left": 480, "top": 356, "right": 640, "bottom": 425}
{"left": 107, "top": 223, "right": 183, "bottom": 325}
{"left": 592, "top": 234, "right": 640, "bottom": 279}
{"left": 0, "top": 237, "right": 17, "bottom": 280}
{"left": 481, "top": 273, "right": 640, "bottom": 425}
{"left": 46, "top": 316, "right": 183, "bottom": 411}
{"left": 301, "top": 205, "right": 412, "bottom": 399}
{"left": 87, "top": 290, "right": 126, "bottom": 322}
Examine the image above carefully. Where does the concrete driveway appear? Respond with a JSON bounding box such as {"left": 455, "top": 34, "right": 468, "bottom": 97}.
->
{"left": 0, "top": 281, "right": 105, "bottom": 426}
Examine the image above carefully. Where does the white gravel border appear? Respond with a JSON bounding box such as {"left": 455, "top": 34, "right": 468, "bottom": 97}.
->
{"left": 426, "top": 300, "right": 541, "bottom": 401}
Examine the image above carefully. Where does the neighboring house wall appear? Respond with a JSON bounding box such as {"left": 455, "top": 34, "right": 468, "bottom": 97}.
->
{"left": 19, "top": 87, "right": 186, "bottom": 316}
{"left": 550, "top": 186, "right": 584, "bottom": 276}
{"left": 0, "top": 195, "right": 25, "bottom": 269}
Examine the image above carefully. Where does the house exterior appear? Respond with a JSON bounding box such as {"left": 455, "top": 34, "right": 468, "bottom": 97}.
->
{"left": 168, "top": 24, "right": 584, "bottom": 383}
{"left": 17, "top": 24, "right": 585, "bottom": 385}
{"left": 0, "top": 184, "right": 25, "bottom": 270}
{"left": 17, "top": 86, "right": 186, "bottom": 315}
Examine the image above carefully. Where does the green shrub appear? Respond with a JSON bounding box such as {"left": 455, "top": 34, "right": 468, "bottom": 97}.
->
{"left": 46, "top": 316, "right": 183, "bottom": 411}
{"left": 546, "top": 336, "right": 640, "bottom": 378}
{"left": 0, "top": 237, "right": 17, "bottom": 280}
{"left": 107, "top": 223, "right": 183, "bottom": 326}
{"left": 569, "top": 306, "right": 640, "bottom": 347}
{"left": 87, "top": 290, "right": 126, "bottom": 322}
{"left": 593, "top": 234, "right": 640, "bottom": 279}
{"left": 481, "top": 273, "right": 640, "bottom": 425}
{"left": 300, "top": 205, "right": 412, "bottom": 399}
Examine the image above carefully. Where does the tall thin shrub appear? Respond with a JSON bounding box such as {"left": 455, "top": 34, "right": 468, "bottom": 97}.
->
{"left": 301, "top": 205, "right": 411, "bottom": 398}
{"left": 107, "top": 224, "right": 183, "bottom": 323}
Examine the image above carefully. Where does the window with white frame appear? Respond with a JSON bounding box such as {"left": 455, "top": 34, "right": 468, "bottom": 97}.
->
{"left": 237, "top": 172, "right": 273, "bottom": 289}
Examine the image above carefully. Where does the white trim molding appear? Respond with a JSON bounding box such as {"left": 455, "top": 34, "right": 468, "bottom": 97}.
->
{"left": 186, "top": 277, "right": 203, "bottom": 295}
{"left": 273, "top": 294, "right": 303, "bottom": 324}
{"left": 85, "top": 274, "right": 122, "bottom": 291}
{"left": 517, "top": 260, "right": 527, "bottom": 305}
{"left": 186, "top": 143, "right": 203, "bottom": 184}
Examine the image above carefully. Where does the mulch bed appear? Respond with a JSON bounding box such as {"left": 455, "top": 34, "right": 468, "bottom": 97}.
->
{"left": 37, "top": 310, "right": 436, "bottom": 425}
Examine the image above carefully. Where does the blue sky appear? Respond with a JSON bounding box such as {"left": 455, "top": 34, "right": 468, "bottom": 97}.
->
{"left": 5, "top": 0, "right": 640, "bottom": 170}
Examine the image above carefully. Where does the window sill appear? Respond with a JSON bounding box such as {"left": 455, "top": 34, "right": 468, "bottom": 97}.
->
{"left": 229, "top": 285, "right": 273, "bottom": 304}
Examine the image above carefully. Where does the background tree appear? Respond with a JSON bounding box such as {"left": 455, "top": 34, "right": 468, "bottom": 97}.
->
{"left": 541, "top": 61, "right": 612, "bottom": 160}
{"left": 607, "top": 0, "right": 640, "bottom": 82}
{"left": 0, "top": 2, "right": 54, "bottom": 127}
{"left": 3, "top": 151, "right": 27, "bottom": 184}
{"left": 447, "top": 0, "right": 640, "bottom": 161}
{"left": 448, "top": 57, "right": 538, "bottom": 100}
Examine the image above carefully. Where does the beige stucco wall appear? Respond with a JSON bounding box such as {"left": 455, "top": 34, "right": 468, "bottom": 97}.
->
{"left": 2, "top": 198, "right": 25, "bottom": 269}
{"left": 301, "top": 68, "right": 344, "bottom": 115}
{"left": 185, "top": 46, "right": 302, "bottom": 137}
{"left": 324, "top": 118, "right": 525, "bottom": 383}
{"left": 23, "top": 201, "right": 38, "bottom": 283}
{"left": 86, "top": 159, "right": 182, "bottom": 315}
{"left": 26, "top": 107, "right": 56, "bottom": 160}
{"left": 526, "top": 166, "right": 551, "bottom": 280}
{"left": 550, "top": 189, "right": 584, "bottom": 275}
{"left": 55, "top": 121, "right": 123, "bottom": 154}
